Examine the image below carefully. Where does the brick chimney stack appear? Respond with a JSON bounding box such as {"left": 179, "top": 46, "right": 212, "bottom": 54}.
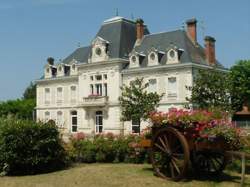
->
{"left": 136, "top": 18, "right": 144, "bottom": 40}
{"left": 204, "top": 36, "right": 216, "bottom": 65}
{"left": 186, "top": 18, "right": 197, "bottom": 44}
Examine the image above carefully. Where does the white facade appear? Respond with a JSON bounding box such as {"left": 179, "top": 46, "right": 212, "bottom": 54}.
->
{"left": 36, "top": 16, "right": 225, "bottom": 136}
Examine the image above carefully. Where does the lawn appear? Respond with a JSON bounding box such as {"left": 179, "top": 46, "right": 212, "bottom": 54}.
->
{"left": 0, "top": 164, "right": 249, "bottom": 187}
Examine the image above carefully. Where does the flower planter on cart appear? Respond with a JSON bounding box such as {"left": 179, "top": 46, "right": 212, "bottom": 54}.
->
{"left": 140, "top": 125, "right": 231, "bottom": 181}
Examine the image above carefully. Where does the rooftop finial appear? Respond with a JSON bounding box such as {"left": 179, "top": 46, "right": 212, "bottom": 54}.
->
{"left": 131, "top": 13, "right": 134, "bottom": 20}
{"left": 115, "top": 8, "right": 119, "bottom": 16}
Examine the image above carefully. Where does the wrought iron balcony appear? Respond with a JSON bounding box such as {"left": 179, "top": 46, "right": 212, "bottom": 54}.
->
{"left": 82, "top": 95, "right": 109, "bottom": 107}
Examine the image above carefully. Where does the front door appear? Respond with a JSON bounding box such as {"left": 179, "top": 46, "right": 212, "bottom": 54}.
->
{"left": 95, "top": 111, "right": 103, "bottom": 133}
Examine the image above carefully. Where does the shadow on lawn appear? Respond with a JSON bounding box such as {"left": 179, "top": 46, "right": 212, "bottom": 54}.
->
{"left": 142, "top": 167, "right": 249, "bottom": 186}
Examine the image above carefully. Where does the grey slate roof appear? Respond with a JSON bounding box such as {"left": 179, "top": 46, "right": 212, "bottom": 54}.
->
{"left": 62, "top": 17, "right": 149, "bottom": 64}
{"left": 62, "top": 46, "right": 90, "bottom": 64}
{"left": 60, "top": 16, "right": 223, "bottom": 68}
{"left": 133, "top": 30, "right": 223, "bottom": 68}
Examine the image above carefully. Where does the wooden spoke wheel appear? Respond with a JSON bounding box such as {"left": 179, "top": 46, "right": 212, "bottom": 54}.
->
{"left": 191, "top": 150, "right": 227, "bottom": 176}
{"left": 150, "top": 127, "right": 190, "bottom": 181}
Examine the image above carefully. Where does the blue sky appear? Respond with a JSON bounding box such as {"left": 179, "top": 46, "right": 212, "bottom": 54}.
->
{"left": 0, "top": 0, "right": 249, "bottom": 101}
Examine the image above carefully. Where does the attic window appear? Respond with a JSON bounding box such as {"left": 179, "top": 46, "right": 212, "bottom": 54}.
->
{"left": 169, "top": 50, "right": 175, "bottom": 58}
{"left": 131, "top": 56, "right": 136, "bottom": 63}
{"left": 150, "top": 53, "right": 155, "bottom": 60}
{"left": 95, "top": 48, "right": 102, "bottom": 56}
{"left": 46, "top": 68, "right": 50, "bottom": 73}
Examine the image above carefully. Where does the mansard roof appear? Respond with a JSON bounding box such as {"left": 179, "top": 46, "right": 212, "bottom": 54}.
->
{"left": 133, "top": 30, "right": 223, "bottom": 68}
{"left": 61, "top": 16, "right": 223, "bottom": 68}
{"left": 62, "top": 16, "right": 149, "bottom": 64}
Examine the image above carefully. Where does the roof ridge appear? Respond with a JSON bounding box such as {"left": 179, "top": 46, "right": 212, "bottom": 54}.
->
{"left": 143, "top": 29, "right": 183, "bottom": 38}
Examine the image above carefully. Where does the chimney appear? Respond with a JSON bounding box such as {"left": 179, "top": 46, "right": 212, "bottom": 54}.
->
{"left": 47, "top": 57, "right": 54, "bottom": 65}
{"left": 204, "top": 36, "right": 216, "bottom": 65}
{"left": 186, "top": 18, "right": 197, "bottom": 44}
{"left": 136, "top": 18, "right": 144, "bottom": 40}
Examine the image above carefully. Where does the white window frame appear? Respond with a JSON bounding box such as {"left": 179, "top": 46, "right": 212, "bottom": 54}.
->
{"left": 70, "top": 85, "right": 77, "bottom": 103}
{"left": 57, "top": 111, "right": 63, "bottom": 128}
{"left": 44, "top": 88, "right": 50, "bottom": 105}
{"left": 167, "top": 76, "right": 178, "bottom": 98}
{"left": 44, "top": 111, "right": 50, "bottom": 122}
{"left": 57, "top": 87, "right": 63, "bottom": 104}
{"left": 71, "top": 111, "right": 78, "bottom": 133}
{"left": 148, "top": 78, "right": 157, "bottom": 93}
{"left": 95, "top": 111, "right": 103, "bottom": 133}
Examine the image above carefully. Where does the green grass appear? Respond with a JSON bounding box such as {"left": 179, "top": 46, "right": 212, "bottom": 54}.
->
{"left": 0, "top": 164, "right": 249, "bottom": 187}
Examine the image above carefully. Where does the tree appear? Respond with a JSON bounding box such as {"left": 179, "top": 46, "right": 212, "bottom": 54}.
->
{"left": 229, "top": 60, "right": 250, "bottom": 111}
{"left": 119, "top": 78, "right": 164, "bottom": 133}
{"left": 186, "top": 69, "right": 231, "bottom": 112}
{"left": 23, "top": 82, "right": 36, "bottom": 100}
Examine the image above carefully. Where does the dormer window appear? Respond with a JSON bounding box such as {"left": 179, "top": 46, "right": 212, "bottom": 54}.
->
{"left": 147, "top": 48, "right": 164, "bottom": 66}
{"left": 91, "top": 37, "right": 109, "bottom": 63}
{"left": 167, "top": 48, "right": 180, "bottom": 64}
{"left": 46, "top": 68, "right": 50, "bottom": 73}
{"left": 166, "top": 46, "right": 184, "bottom": 64}
{"left": 129, "top": 51, "right": 145, "bottom": 68}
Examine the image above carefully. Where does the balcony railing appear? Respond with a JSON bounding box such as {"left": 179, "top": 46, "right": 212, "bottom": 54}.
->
{"left": 82, "top": 95, "right": 109, "bottom": 107}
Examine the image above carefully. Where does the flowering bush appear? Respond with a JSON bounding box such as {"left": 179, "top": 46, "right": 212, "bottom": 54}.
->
{"left": 149, "top": 109, "right": 241, "bottom": 149}
{"left": 69, "top": 132, "right": 147, "bottom": 164}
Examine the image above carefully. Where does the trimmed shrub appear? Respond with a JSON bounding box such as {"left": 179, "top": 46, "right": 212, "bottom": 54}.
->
{"left": 0, "top": 118, "right": 67, "bottom": 175}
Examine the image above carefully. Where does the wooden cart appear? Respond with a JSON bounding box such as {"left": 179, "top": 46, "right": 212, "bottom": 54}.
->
{"left": 140, "top": 125, "right": 230, "bottom": 181}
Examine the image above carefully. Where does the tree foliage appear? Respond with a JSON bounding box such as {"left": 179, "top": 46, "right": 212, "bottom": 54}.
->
{"left": 229, "top": 60, "right": 250, "bottom": 111}
{"left": 23, "top": 82, "right": 36, "bottom": 100}
{"left": 119, "top": 78, "right": 164, "bottom": 126}
{"left": 187, "top": 69, "right": 231, "bottom": 112}
{"left": 0, "top": 99, "right": 35, "bottom": 120}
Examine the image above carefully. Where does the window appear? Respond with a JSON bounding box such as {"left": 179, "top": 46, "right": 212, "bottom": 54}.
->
{"left": 95, "top": 47, "right": 102, "bottom": 56}
{"left": 150, "top": 53, "right": 155, "bottom": 60}
{"left": 95, "top": 111, "right": 103, "bottom": 133}
{"left": 169, "top": 50, "right": 175, "bottom": 58}
{"left": 72, "top": 64, "right": 76, "bottom": 70}
{"left": 46, "top": 68, "right": 50, "bottom": 73}
{"left": 168, "top": 77, "right": 177, "bottom": 97}
{"left": 45, "top": 111, "right": 50, "bottom": 122}
{"left": 95, "top": 84, "right": 102, "bottom": 96}
{"left": 70, "top": 86, "right": 77, "bottom": 102}
{"left": 71, "top": 111, "right": 77, "bottom": 132}
{"left": 131, "top": 56, "right": 136, "bottom": 63}
{"left": 104, "top": 83, "right": 107, "bottom": 96}
{"left": 90, "top": 76, "right": 94, "bottom": 81}
{"left": 148, "top": 79, "right": 157, "bottom": 93}
{"left": 57, "top": 87, "right": 63, "bottom": 103}
{"left": 95, "top": 75, "right": 102, "bottom": 81}
{"left": 57, "top": 111, "right": 63, "bottom": 128}
{"left": 104, "top": 74, "right": 107, "bottom": 80}
{"left": 90, "top": 84, "right": 94, "bottom": 95}
{"left": 132, "top": 119, "right": 140, "bottom": 133}
{"left": 45, "top": 88, "right": 50, "bottom": 104}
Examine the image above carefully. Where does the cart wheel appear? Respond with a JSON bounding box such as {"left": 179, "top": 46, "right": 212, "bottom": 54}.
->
{"left": 191, "top": 150, "right": 227, "bottom": 176}
{"left": 150, "top": 127, "right": 190, "bottom": 181}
